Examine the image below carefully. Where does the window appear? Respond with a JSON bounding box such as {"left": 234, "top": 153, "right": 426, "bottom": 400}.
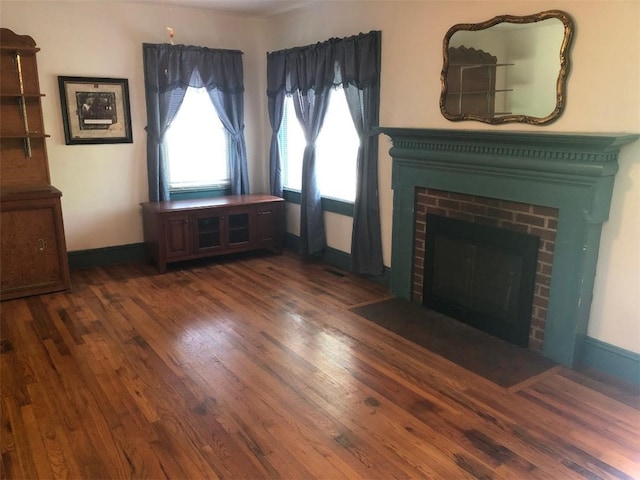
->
{"left": 279, "top": 87, "right": 360, "bottom": 202}
{"left": 165, "top": 87, "right": 230, "bottom": 190}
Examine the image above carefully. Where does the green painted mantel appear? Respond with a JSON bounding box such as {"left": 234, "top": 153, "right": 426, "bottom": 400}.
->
{"left": 378, "top": 128, "right": 639, "bottom": 367}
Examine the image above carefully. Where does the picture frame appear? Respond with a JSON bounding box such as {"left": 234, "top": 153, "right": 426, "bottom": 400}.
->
{"left": 58, "top": 76, "right": 133, "bottom": 145}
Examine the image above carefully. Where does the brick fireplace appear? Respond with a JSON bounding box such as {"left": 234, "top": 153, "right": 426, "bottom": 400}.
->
{"left": 379, "top": 128, "right": 638, "bottom": 367}
{"left": 412, "top": 188, "right": 558, "bottom": 352}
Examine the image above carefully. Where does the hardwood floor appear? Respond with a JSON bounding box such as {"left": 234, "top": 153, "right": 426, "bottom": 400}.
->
{"left": 1, "top": 252, "right": 638, "bottom": 479}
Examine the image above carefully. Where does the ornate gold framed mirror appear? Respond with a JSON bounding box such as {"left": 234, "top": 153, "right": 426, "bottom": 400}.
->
{"left": 440, "top": 10, "right": 574, "bottom": 125}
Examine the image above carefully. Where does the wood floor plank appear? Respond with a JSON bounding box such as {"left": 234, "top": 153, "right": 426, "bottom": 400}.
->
{"left": 257, "top": 320, "right": 551, "bottom": 479}
{"left": 2, "top": 397, "right": 42, "bottom": 479}
{"left": 466, "top": 384, "right": 639, "bottom": 479}
{"left": 1, "top": 252, "right": 638, "bottom": 479}
{"left": 186, "top": 310, "right": 419, "bottom": 478}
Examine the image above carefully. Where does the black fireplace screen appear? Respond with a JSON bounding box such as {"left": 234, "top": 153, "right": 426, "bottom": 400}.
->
{"left": 423, "top": 214, "right": 539, "bottom": 347}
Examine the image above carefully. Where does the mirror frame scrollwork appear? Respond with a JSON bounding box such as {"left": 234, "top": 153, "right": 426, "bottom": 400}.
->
{"left": 440, "top": 10, "right": 575, "bottom": 125}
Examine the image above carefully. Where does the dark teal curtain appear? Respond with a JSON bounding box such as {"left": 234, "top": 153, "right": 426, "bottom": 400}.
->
{"left": 266, "top": 31, "right": 383, "bottom": 273}
{"left": 292, "top": 87, "right": 331, "bottom": 255}
{"left": 143, "top": 43, "right": 249, "bottom": 201}
{"left": 345, "top": 83, "right": 383, "bottom": 275}
{"left": 267, "top": 54, "right": 286, "bottom": 197}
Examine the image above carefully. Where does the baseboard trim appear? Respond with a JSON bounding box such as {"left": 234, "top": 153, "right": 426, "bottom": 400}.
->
{"left": 68, "top": 243, "right": 146, "bottom": 270}
{"left": 67, "top": 237, "right": 391, "bottom": 286}
{"left": 578, "top": 336, "right": 640, "bottom": 385}
{"left": 284, "top": 233, "right": 390, "bottom": 286}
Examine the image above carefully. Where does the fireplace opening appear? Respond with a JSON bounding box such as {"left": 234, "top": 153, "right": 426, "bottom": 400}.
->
{"left": 423, "top": 214, "right": 539, "bottom": 347}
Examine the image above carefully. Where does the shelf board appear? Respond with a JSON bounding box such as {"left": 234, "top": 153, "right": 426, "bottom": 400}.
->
{"left": 0, "top": 46, "right": 40, "bottom": 54}
{"left": 448, "top": 89, "right": 513, "bottom": 95}
{"left": 0, "top": 185, "right": 62, "bottom": 200}
{"left": 450, "top": 63, "right": 514, "bottom": 67}
{"left": 0, "top": 92, "right": 45, "bottom": 98}
{"left": 0, "top": 133, "right": 50, "bottom": 139}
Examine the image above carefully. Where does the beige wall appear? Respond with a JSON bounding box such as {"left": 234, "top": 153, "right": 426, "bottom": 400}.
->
{"left": 0, "top": 1, "right": 268, "bottom": 249}
{"left": 1, "top": 0, "right": 638, "bottom": 354}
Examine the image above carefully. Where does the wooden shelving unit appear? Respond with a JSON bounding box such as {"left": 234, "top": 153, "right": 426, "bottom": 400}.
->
{"left": 1, "top": 28, "right": 70, "bottom": 300}
{"left": 446, "top": 46, "right": 513, "bottom": 118}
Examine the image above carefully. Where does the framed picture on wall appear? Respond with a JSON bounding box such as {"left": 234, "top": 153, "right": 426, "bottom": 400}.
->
{"left": 58, "top": 76, "right": 133, "bottom": 145}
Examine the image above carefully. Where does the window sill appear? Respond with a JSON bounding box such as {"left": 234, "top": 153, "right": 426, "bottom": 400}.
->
{"left": 170, "top": 186, "right": 232, "bottom": 201}
{"left": 283, "top": 189, "right": 354, "bottom": 217}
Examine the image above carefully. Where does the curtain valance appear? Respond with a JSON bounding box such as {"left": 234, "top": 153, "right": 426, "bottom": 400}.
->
{"left": 266, "top": 31, "right": 380, "bottom": 96}
{"left": 143, "top": 43, "right": 244, "bottom": 94}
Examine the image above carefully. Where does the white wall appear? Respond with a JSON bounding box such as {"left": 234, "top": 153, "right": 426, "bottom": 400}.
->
{"left": 1, "top": 0, "right": 638, "bottom": 355}
{"left": 0, "top": 0, "right": 268, "bottom": 250}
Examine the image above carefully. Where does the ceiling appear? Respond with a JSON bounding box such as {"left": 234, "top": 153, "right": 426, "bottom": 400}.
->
{"left": 130, "top": 0, "right": 412, "bottom": 17}
{"left": 131, "top": 0, "right": 320, "bottom": 17}
{"left": 35, "top": 0, "right": 430, "bottom": 18}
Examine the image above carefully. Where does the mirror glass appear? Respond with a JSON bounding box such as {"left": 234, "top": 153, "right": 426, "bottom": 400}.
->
{"left": 440, "top": 10, "right": 574, "bottom": 125}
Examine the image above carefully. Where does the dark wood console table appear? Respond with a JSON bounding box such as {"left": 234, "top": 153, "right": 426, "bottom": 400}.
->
{"left": 141, "top": 194, "right": 284, "bottom": 273}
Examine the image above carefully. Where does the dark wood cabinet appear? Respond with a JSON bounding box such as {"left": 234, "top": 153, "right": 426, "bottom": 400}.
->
{"left": 141, "top": 194, "right": 284, "bottom": 273}
{"left": 0, "top": 29, "right": 70, "bottom": 300}
{"left": 1, "top": 187, "right": 71, "bottom": 300}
